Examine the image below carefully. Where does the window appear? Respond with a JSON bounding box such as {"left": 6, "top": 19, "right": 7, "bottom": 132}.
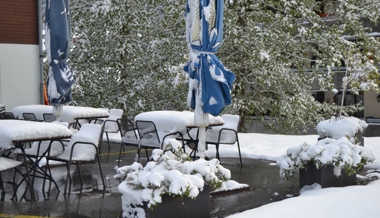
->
{"left": 334, "top": 91, "right": 364, "bottom": 118}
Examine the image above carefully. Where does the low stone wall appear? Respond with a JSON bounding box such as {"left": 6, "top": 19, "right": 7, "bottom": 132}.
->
{"left": 363, "top": 124, "right": 380, "bottom": 137}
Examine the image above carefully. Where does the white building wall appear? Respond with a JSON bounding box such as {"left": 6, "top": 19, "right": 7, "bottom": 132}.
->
{"left": 364, "top": 91, "right": 380, "bottom": 118}
{"left": 0, "top": 43, "right": 41, "bottom": 111}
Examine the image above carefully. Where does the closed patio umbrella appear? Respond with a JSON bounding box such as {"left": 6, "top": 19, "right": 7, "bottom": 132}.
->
{"left": 45, "top": 0, "right": 76, "bottom": 120}
{"left": 184, "top": 0, "right": 235, "bottom": 158}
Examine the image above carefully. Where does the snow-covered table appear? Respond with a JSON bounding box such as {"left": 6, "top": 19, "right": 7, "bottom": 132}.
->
{"left": 0, "top": 120, "right": 73, "bottom": 149}
{"left": 12, "top": 105, "right": 109, "bottom": 124}
{"left": 0, "top": 120, "right": 73, "bottom": 200}
{"left": 134, "top": 111, "right": 224, "bottom": 159}
{"left": 134, "top": 110, "right": 224, "bottom": 134}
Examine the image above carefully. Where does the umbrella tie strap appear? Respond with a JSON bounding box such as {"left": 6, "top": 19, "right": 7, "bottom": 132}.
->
{"left": 197, "top": 51, "right": 215, "bottom": 55}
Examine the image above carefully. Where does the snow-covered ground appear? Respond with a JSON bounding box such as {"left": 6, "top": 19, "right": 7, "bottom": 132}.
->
{"left": 108, "top": 130, "right": 380, "bottom": 218}
{"left": 5, "top": 111, "right": 378, "bottom": 218}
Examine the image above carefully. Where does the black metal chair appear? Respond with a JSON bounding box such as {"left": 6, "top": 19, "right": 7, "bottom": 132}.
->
{"left": 0, "top": 154, "right": 23, "bottom": 201}
{"left": 13, "top": 139, "right": 66, "bottom": 200}
{"left": 43, "top": 113, "right": 56, "bottom": 122}
{"left": 206, "top": 114, "right": 243, "bottom": 167}
{"left": 101, "top": 109, "right": 124, "bottom": 151}
{"left": 46, "top": 124, "right": 105, "bottom": 195}
{"left": 1, "top": 112, "right": 15, "bottom": 119}
{"left": 23, "top": 113, "right": 38, "bottom": 121}
{"left": 135, "top": 120, "right": 184, "bottom": 162}
{"left": 0, "top": 105, "right": 5, "bottom": 114}
{"left": 117, "top": 118, "right": 139, "bottom": 166}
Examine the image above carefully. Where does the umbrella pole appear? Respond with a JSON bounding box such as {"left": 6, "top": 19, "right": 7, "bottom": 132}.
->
{"left": 198, "top": 127, "right": 206, "bottom": 159}
{"left": 53, "top": 104, "right": 63, "bottom": 121}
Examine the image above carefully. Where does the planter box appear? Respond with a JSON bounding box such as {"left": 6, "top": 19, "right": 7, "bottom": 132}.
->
{"left": 299, "top": 164, "right": 356, "bottom": 188}
{"left": 137, "top": 186, "right": 210, "bottom": 218}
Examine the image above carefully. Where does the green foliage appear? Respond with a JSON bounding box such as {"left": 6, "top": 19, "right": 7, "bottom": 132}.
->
{"left": 69, "top": 0, "right": 188, "bottom": 115}
{"left": 68, "top": 0, "right": 380, "bottom": 133}
{"left": 221, "top": 0, "right": 380, "bottom": 133}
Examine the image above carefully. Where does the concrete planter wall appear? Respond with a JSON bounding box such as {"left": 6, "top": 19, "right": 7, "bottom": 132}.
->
{"left": 300, "top": 163, "right": 356, "bottom": 188}
{"left": 145, "top": 186, "right": 210, "bottom": 218}
{"left": 123, "top": 186, "right": 210, "bottom": 218}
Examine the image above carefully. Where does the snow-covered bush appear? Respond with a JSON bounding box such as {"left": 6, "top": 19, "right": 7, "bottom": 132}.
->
{"left": 114, "top": 139, "right": 231, "bottom": 217}
{"left": 277, "top": 116, "right": 375, "bottom": 180}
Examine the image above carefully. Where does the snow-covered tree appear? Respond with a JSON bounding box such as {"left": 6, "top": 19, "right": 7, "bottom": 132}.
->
{"left": 220, "top": 0, "right": 380, "bottom": 133}
{"left": 69, "top": 0, "right": 188, "bottom": 116}
{"left": 67, "top": 0, "right": 380, "bottom": 133}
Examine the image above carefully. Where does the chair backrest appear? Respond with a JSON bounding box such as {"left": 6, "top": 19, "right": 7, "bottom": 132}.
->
{"left": 0, "top": 104, "right": 5, "bottom": 114}
{"left": 43, "top": 113, "right": 56, "bottom": 122}
{"left": 103, "top": 109, "right": 124, "bottom": 133}
{"left": 109, "top": 109, "right": 124, "bottom": 119}
{"left": 2, "top": 112, "right": 15, "bottom": 119}
{"left": 207, "top": 114, "right": 240, "bottom": 144}
{"left": 64, "top": 124, "right": 103, "bottom": 161}
{"left": 23, "top": 113, "right": 37, "bottom": 121}
{"left": 135, "top": 120, "right": 161, "bottom": 147}
{"left": 221, "top": 114, "right": 240, "bottom": 131}
{"left": 117, "top": 118, "right": 140, "bottom": 147}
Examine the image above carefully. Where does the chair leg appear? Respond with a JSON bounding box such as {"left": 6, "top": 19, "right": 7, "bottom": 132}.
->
{"left": 145, "top": 148, "right": 149, "bottom": 160}
{"left": 237, "top": 140, "right": 242, "bottom": 167}
{"left": 0, "top": 179, "right": 4, "bottom": 201}
{"left": 0, "top": 173, "right": 5, "bottom": 196}
{"left": 136, "top": 144, "right": 142, "bottom": 163}
{"left": 106, "top": 133, "right": 111, "bottom": 150}
{"left": 96, "top": 154, "right": 105, "bottom": 192}
{"left": 46, "top": 162, "right": 60, "bottom": 195}
{"left": 76, "top": 162, "right": 83, "bottom": 194}
{"left": 216, "top": 143, "right": 220, "bottom": 161}
{"left": 64, "top": 161, "right": 72, "bottom": 196}
{"left": 20, "top": 148, "right": 35, "bottom": 201}
{"left": 191, "top": 142, "right": 198, "bottom": 161}
{"left": 11, "top": 169, "right": 24, "bottom": 201}
{"left": 118, "top": 143, "right": 124, "bottom": 167}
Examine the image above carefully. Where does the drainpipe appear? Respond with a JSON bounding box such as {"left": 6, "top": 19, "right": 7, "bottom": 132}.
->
{"left": 37, "top": 0, "right": 44, "bottom": 104}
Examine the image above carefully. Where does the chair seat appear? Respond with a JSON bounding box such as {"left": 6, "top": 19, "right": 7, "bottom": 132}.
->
{"left": 206, "top": 127, "right": 237, "bottom": 144}
{"left": 46, "top": 123, "right": 105, "bottom": 195}
{"left": 54, "top": 125, "right": 100, "bottom": 162}
{"left": 103, "top": 109, "right": 123, "bottom": 132}
{"left": 206, "top": 114, "right": 240, "bottom": 144}
{"left": 0, "top": 157, "right": 23, "bottom": 171}
{"left": 17, "top": 141, "right": 65, "bottom": 157}
{"left": 121, "top": 136, "right": 140, "bottom": 144}
{"left": 205, "top": 114, "right": 242, "bottom": 166}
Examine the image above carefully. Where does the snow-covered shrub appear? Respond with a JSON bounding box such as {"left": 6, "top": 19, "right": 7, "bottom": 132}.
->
{"left": 114, "top": 139, "right": 231, "bottom": 217}
{"left": 277, "top": 116, "right": 375, "bottom": 180}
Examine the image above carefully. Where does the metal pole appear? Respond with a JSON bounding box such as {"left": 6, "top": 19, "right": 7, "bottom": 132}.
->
{"left": 37, "top": 0, "right": 45, "bottom": 105}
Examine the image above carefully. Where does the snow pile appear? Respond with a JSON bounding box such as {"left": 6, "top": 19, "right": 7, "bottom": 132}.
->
{"left": 277, "top": 116, "right": 375, "bottom": 179}
{"left": 316, "top": 116, "right": 368, "bottom": 140}
{"left": 115, "top": 139, "right": 232, "bottom": 218}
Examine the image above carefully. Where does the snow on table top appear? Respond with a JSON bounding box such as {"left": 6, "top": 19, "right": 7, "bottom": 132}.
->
{"left": 134, "top": 110, "right": 224, "bottom": 133}
{"left": 12, "top": 105, "right": 109, "bottom": 124}
{"left": 0, "top": 120, "right": 73, "bottom": 149}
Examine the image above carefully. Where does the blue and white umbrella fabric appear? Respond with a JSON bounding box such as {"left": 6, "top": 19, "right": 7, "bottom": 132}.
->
{"left": 45, "top": 0, "right": 75, "bottom": 118}
{"left": 184, "top": 0, "right": 235, "bottom": 158}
